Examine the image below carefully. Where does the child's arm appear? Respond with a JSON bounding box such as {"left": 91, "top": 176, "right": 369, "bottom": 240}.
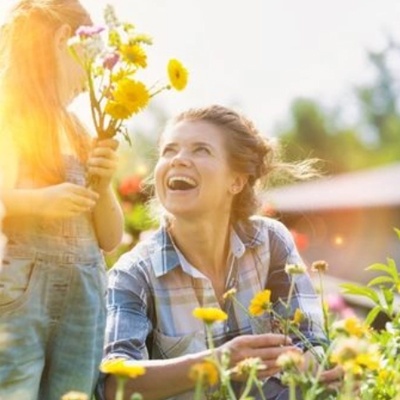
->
{"left": 1, "top": 183, "right": 99, "bottom": 217}
{"left": 88, "top": 138, "right": 124, "bottom": 252}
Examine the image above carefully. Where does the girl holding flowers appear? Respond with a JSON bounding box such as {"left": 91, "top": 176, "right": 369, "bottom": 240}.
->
{"left": 0, "top": 0, "right": 123, "bottom": 399}
{"left": 101, "top": 105, "right": 341, "bottom": 400}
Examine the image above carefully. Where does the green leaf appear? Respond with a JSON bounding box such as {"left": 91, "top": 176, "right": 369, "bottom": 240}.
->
{"left": 340, "top": 283, "right": 380, "bottom": 304}
{"left": 382, "top": 286, "right": 394, "bottom": 309}
{"left": 368, "top": 276, "right": 395, "bottom": 287}
{"left": 366, "top": 262, "right": 398, "bottom": 280}
{"left": 394, "top": 227, "right": 400, "bottom": 241}
{"left": 365, "top": 305, "right": 383, "bottom": 326}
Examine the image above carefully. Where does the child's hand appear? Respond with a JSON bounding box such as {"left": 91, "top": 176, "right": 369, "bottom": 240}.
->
{"left": 87, "top": 138, "right": 119, "bottom": 194}
{"left": 36, "top": 182, "right": 99, "bottom": 218}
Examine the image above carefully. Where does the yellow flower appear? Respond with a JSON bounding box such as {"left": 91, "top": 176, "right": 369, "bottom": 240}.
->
{"left": 222, "top": 288, "right": 237, "bottom": 300}
{"left": 231, "top": 357, "right": 266, "bottom": 376}
{"left": 332, "top": 317, "right": 370, "bottom": 338}
{"left": 192, "top": 307, "right": 228, "bottom": 324}
{"left": 276, "top": 350, "right": 305, "bottom": 370}
{"left": 291, "top": 308, "right": 305, "bottom": 326}
{"left": 330, "top": 337, "right": 380, "bottom": 376}
{"left": 107, "top": 78, "right": 150, "bottom": 118}
{"left": 285, "top": 264, "right": 307, "bottom": 275}
{"left": 188, "top": 360, "right": 219, "bottom": 386}
{"left": 61, "top": 392, "right": 88, "bottom": 400}
{"left": 248, "top": 290, "right": 271, "bottom": 317}
{"left": 120, "top": 43, "right": 147, "bottom": 68}
{"left": 104, "top": 101, "right": 132, "bottom": 120}
{"left": 168, "top": 58, "right": 189, "bottom": 91}
{"left": 100, "top": 358, "right": 146, "bottom": 379}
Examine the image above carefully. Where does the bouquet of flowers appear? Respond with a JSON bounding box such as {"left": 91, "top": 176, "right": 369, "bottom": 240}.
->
{"left": 68, "top": 4, "right": 188, "bottom": 143}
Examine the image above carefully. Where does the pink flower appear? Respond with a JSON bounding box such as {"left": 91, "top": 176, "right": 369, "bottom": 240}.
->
{"left": 76, "top": 25, "right": 105, "bottom": 39}
{"left": 103, "top": 52, "right": 120, "bottom": 70}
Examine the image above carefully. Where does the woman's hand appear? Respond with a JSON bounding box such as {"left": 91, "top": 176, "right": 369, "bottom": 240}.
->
{"left": 87, "top": 138, "right": 119, "bottom": 194}
{"left": 36, "top": 182, "right": 99, "bottom": 218}
{"left": 218, "top": 333, "right": 300, "bottom": 380}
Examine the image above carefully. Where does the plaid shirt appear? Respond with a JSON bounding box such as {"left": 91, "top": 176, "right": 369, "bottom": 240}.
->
{"left": 101, "top": 216, "right": 325, "bottom": 399}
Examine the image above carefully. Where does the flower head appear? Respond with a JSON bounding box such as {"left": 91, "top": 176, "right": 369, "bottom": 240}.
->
{"left": 120, "top": 43, "right": 147, "bottom": 68}
{"left": 232, "top": 357, "right": 266, "bottom": 376}
{"left": 311, "top": 260, "right": 329, "bottom": 273}
{"left": 76, "top": 25, "right": 105, "bottom": 39}
{"left": 248, "top": 290, "right": 271, "bottom": 317}
{"left": 330, "top": 337, "right": 380, "bottom": 376}
{"left": 100, "top": 358, "right": 146, "bottom": 379}
{"left": 332, "top": 317, "right": 371, "bottom": 338}
{"left": 291, "top": 308, "right": 305, "bottom": 326}
{"left": 105, "top": 79, "right": 150, "bottom": 119}
{"left": 222, "top": 288, "right": 237, "bottom": 300}
{"left": 284, "top": 264, "right": 307, "bottom": 275}
{"left": 188, "top": 360, "right": 219, "bottom": 386}
{"left": 168, "top": 59, "right": 189, "bottom": 91}
{"left": 192, "top": 307, "right": 227, "bottom": 325}
{"left": 276, "top": 350, "right": 305, "bottom": 371}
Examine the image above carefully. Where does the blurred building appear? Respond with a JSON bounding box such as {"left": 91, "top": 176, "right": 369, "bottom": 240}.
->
{"left": 262, "top": 162, "right": 400, "bottom": 285}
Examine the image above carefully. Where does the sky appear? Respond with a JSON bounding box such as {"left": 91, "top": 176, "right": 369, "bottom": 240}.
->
{"left": 78, "top": 0, "right": 400, "bottom": 136}
{"left": 1, "top": 0, "right": 400, "bottom": 135}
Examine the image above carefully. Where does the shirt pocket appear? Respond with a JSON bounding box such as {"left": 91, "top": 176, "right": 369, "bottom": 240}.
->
{"left": 153, "top": 329, "right": 206, "bottom": 359}
{"left": 0, "top": 257, "right": 38, "bottom": 313}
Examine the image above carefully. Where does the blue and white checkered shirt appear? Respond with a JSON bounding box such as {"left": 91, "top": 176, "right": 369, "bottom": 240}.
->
{"left": 101, "top": 216, "right": 325, "bottom": 399}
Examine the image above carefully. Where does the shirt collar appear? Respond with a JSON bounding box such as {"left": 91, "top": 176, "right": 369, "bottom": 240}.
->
{"left": 150, "top": 217, "right": 267, "bottom": 278}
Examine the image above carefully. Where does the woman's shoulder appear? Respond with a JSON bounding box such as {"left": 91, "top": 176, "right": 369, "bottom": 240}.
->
{"left": 248, "top": 215, "right": 291, "bottom": 237}
{"left": 108, "top": 226, "right": 170, "bottom": 278}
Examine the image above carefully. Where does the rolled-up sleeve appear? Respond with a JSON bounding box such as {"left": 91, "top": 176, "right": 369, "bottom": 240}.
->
{"left": 104, "top": 257, "right": 154, "bottom": 362}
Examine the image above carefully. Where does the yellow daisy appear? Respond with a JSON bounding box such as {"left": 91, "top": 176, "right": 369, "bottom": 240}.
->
{"left": 120, "top": 43, "right": 147, "bottom": 68}
{"left": 188, "top": 360, "right": 219, "bottom": 386}
{"left": 192, "top": 307, "right": 227, "bottom": 324}
{"left": 248, "top": 290, "right": 271, "bottom": 317}
{"left": 291, "top": 308, "right": 305, "bottom": 326}
{"left": 100, "top": 358, "right": 146, "bottom": 379}
{"left": 113, "top": 78, "right": 150, "bottom": 115}
{"left": 104, "top": 101, "right": 132, "bottom": 120}
{"left": 168, "top": 58, "right": 189, "bottom": 91}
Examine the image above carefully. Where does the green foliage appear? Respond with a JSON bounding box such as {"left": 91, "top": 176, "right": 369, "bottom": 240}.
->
{"left": 276, "top": 37, "right": 400, "bottom": 174}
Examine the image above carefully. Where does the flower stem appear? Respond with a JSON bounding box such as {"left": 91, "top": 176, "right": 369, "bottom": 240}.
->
{"left": 115, "top": 376, "right": 127, "bottom": 400}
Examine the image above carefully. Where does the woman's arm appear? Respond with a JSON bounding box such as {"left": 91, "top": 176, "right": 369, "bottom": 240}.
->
{"left": 104, "top": 350, "right": 211, "bottom": 400}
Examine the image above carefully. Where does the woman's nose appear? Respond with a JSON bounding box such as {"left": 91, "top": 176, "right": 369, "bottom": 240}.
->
{"left": 170, "top": 152, "right": 191, "bottom": 167}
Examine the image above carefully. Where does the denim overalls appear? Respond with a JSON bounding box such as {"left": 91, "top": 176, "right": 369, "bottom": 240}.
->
{"left": 0, "top": 155, "right": 107, "bottom": 400}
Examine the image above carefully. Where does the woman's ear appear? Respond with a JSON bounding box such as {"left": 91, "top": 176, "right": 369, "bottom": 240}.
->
{"left": 230, "top": 174, "right": 248, "bottom": 195}
{"left": 54, "top": 24, "right": 72, "bottom": 51}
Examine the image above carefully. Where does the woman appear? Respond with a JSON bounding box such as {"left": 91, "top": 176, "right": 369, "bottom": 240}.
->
{"left": 101, "top": 105, "right": 338, "bottom": 400}
{"left": 0, "top": 1, "right": 123, "bottom": 399}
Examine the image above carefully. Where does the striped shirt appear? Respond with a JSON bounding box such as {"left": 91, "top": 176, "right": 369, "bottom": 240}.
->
{"left": 101, "top": 216, "right": 325, "bottom": 399}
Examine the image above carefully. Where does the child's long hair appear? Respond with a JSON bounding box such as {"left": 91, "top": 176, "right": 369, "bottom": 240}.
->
{"left": 0, "top": 0, "right": 92, "bottom": 184}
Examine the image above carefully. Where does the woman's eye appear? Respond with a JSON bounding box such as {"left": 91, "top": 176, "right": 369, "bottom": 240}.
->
{"left": 195, "top": 146, "right": 210, "bottom": 154}
{"left": 161, "top": 147, "right": 175, "bottom": 156}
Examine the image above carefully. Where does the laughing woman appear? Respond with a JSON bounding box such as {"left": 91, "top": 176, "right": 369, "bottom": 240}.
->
{"left": 100, "top": 105, "right": 340, "bottom": 400}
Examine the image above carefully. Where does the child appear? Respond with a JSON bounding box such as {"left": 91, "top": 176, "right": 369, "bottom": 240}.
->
{"left": 0, "top": 1, "right": 124, "bottom": 399}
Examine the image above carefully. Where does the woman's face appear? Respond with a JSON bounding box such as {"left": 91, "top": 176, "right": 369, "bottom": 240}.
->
{"left": 155, "top": 120, "right": 243, "bottom": 220}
